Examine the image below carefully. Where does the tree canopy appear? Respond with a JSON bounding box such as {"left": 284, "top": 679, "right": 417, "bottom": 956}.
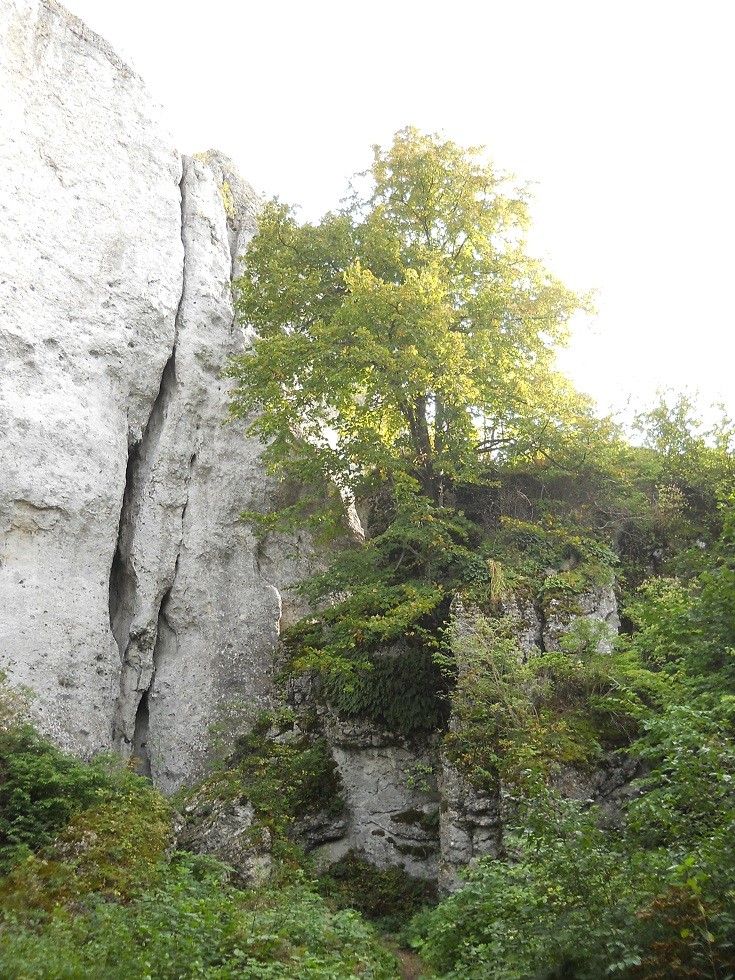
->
{"left": 227, "top": 127, "right": 595, "bottom": 515}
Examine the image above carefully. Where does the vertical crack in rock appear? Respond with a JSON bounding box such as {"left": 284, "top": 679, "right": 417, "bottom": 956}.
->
{"left": 108, "top": 353, "right": 178, "bottom": 660}
{"left": 108, "top": 439, "right": 142, "bottom": 659}
{"left": 137, "top": 450, "right": 192, "bottom": 782}
{"left": 131, "top": 690, "right": 152, "bottom": 778}
{"left": 111, "top": 349, "right": 180, "bottom": 752}
{"left": 112, "top": 169, "right": 189, "bottom": 755}
{"left": 533, "top": 595, "right": 548, "bottom": 653}
{"left": 132, "top": 584, "right": 177, "bottom": 779}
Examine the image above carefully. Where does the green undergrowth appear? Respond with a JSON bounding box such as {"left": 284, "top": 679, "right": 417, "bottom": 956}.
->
{"left": 324, "top": 646, "right": 449, "bottom": 736}
{"left": 485, "top": 515, "right": 619, "bottom": 601}
{"left": 406, "top": 788, "right": 735, "bottom": 979}
{"left": 441, "top": 611, "right": 638, "bottom": 793}
{"left": 0, "top": 687, "right": 398, "bottom": 978}
{"left": 317, "top": 852, "right": 437, "bottom": 934}
{"left": 0, "top": 708, "right": 167, "bottom": 879}
{"left": 407, "top": 498, "right": 735, "bottom": 977}
{"left": 0, "top": 862, "right": 400, "bottom": 979}
{"left": 227, "top": 712, "right": 346, "bottom": 828}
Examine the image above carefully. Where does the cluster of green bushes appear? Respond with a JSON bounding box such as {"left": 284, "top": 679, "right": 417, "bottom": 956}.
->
{"left": 317, "top": 852, "right": 436, "bottom": 934}
{"left": 407, "top": 791, "right": 735, "bottom": 978}
{"left": 0, "top": 686, "right": 398, "bottom": 979}
{"left": 404, "top": 498, "right": 735, "bottom": 977}
{"left": 1, "top": 862, "right": 399, "bottom": 979}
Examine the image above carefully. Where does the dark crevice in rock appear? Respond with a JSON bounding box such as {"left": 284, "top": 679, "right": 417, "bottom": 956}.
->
{"left": 180, "top": 452, "right": 196, "bottom": 529}
{"left": 147, "top": 589, "right": 180, "bottom": 786}
{"left": 533, "top": 594, "right": 548, "bottom": 653}
{"left": 108, "top": 351, "right": 178, "bottom": 661}
{"left": 132, "top": 689, "right": 152, "bottom": 778}
{"left": 128, "top": 581, "right": 178, "bottom": 779}
{"left": 108, "top": 438, "right": 141, "bottom": 659}
{"left": 110, "top": 167, "right": 188, "bottom": 752}
{"left": 156, "top": 588, "right": 179, "bottom": 668}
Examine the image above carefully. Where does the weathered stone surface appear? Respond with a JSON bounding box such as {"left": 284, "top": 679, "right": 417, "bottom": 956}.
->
{"left": 498, "top": 595, "right": 543, "bottom": 657}
{"left": 552, "top": 752, "right": 643, "bottom": 828}
{"left": 312, "top": 716, "right": 440, "bottom": 880}
{"left": 176, "top": 789, "right": 272, "bottom": 888}
{"left": 0, "top": 0, "right": 183, "bottom": 757}
{"left": 294, "top": 812, "right": 348, "bottom": 852}
{"left": 437, "top": 755, "right": 501, "bottom": 894}
{"left": 109, "top": 153, "right": 290, "bottom": 792}
{"left": 0, "top": 2, "right": 316, "bottom": 789}
{"left": 541, "top": 578, "right": 620, "bottom": 654}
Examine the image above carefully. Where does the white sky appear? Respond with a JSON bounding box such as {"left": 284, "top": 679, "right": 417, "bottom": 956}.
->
{"left": 67, "top": 0, "right": 735, "bottom": 421}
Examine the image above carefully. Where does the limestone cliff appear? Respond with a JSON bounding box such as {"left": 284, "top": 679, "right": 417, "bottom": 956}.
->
{"left": 0, "top": 0, "right": 308, "bottom": 790}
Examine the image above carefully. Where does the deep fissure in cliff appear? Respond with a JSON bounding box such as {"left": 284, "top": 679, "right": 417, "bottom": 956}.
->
{"left": 108, "top": 354, "right": 178, "bottom": 659}
{"left": 108, "top": 437, "right": 141, "bottom": 659}
{"left": 131, "top": 690, "right": 152, "bottom": 777}
{"left": 109, "top": 169, "right": 192, "bottom": 764}
{"left": 132, "top": 584, "right": 177, "bottom": 777}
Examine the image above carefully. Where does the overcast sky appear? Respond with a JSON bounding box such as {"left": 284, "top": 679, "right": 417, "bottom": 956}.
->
{"left": 66, "top": 0, "right": 734, "bottom": 422}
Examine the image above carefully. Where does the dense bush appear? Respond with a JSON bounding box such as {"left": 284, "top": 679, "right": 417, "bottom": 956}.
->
{"left": 226, "top": 712, "right": 345, "bottom": 830}
{"left": 0, "top": 682, "right": 167, "bottom": 876}
{"left": 408, "top": 789, "right": 735, "bottom": 978}
{"left": 326, "top": 646, "right": 449, "bottom": 735}
{"left": 0, "top": 687, "right": 398, "bottom": 978}
{"left": 0, "top": 862, "right": 399, "bottom": 979}
{"left": 407, "top": 498, "right": 735, "bottom": 978}
{"left": 318, "top": 852, "right": 436, "bottom": 932}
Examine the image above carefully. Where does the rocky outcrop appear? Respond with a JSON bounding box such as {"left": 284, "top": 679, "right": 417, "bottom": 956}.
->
{"left": 1, "top": 0, "right": 183, "bottom": 758}
{"left": 176, "top": 790, "right": 273, "bottom": 889}
{"left": 437, "top": 756, "right": 502, "bottom": 894}
{"left": 540, "top": 577, "right": 620, "bottom": 655}
{"left": 315, "top": 716, "right": 441, "bottom": 880}
{"left": 437, "top": 585, "right": 622, "bottom": 891}
{"left": 0, "top": 0, "right": 312, "bottom": 790}
{"left": 552, "top": 752, "right": 643, "bottom": 828}
{"left": 286, "top": 671, "right": 441, "bottom": 880}
{"left": 109, "top": 153, "right": 291, "bottom": 793}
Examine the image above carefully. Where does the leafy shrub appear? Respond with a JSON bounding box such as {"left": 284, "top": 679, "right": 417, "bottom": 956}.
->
{"left": 326, "top": 647, "right": 448, "bottom": 735}
{"left": 443, "top": 611, "right": 634, "bottom": 790}
{"left": 407, "top": 792, "right": 661, "bottom": 979}
{"left": 0, "top": 865, "right": 400, "bottom": 979}
{"left": 626, "top": 697, "right": 735, "bottom": 849}
{"left": 492, "top": 517, "right": 618, "bottom": 596}
{"left": 0, "top": 677, "right": 162, "bottom": 875}
{"left": 0, "top": 779, "right": 172, "bottom": 912}
{"left": 318, "top": 853, "right": 436, "bottom": 932}
{"left": 195, "top": 713, "right": 346, "bottom": 839}
{"left": 0, "top": 693, "right": 397, "bottom": 979}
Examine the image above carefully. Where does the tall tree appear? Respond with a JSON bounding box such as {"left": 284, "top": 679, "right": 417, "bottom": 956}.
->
{"left": 227, "top": 127, "right": 593, "bottom": 518}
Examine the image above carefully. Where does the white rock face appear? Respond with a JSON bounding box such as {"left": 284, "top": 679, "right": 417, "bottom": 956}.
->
{"left": 312, "top": 716, "right": 440, "bottom": 880}
{"left": 437, "top": 755, "right": 501, "bottom": 894}
{"left": 0, "top": 0, "right": 183, "bottom": 756}
{"left": 0, "top": 2, "right": 309, "bottom": 787}
{"left": 541, "top": 579, "right": 620, "bottom": 655}
{"left": 112, "top": 154, "right": 305, "bottom": 793}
